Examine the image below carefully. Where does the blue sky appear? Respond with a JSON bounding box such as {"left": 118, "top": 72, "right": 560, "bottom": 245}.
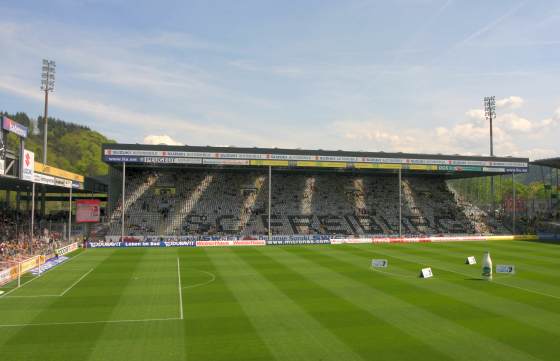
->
{"left": 0, "top": 0, "right": 559, "bottom": 159}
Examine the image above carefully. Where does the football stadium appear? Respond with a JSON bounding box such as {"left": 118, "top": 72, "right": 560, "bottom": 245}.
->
{"left": 2, "top": 134, "right": 560, "bottom": 360}
{"left": 2, "top": 2, "right": 560, "bottom": 360}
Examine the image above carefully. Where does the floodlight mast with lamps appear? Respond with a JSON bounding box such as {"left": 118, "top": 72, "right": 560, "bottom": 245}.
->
{"left": 484, "top": 96, "right": 496, "bottom": 217}
{"left": 41, "top": 59, "right": 56, "bottom": 164}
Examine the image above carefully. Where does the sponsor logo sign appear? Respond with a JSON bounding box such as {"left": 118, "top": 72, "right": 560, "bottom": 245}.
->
{"left": 371, "top": 259, "right": 388, "bottom": 268}
{"left": 465, "top": 256, "right": 477, "bottom": 265}
{"left": 197, "top": 240, "right": 266, "bottom": 247}
{"left": 2, "top": 116, "right": 28, "bottom": 138}
{"left": 250, "top": 160, "right": 289, "bottom": 167}
{"left": 22, "top": 149, "right": 34, "bottom": 181}
{"left": 88, "top": 240, "right": 196, "bottom": 248}
{"left": 0, "top": 266, "right": 18, "bottom": 286}
{"left": 56, "top": 242, "right": 79, "bottom": 256}
{"left": 331, "top": 238, "right": 371, "bottom": 244}
{"left": 30, "top": 256, "right": 69, "bottom": 275}
{"left": 420, "top": 267, "right": 433, "bottom": 278}
{"left": 203, "top": 158, "right": 250, "bottom": 166}
{"left": 103, "top": 148, "right": 528, "bottom": 171}
{"left": 34, "top": 162, "right": 84, "bottom": 182}
{"left": 266, "top": 239, "right": 331, "bottom": 245}
{"left": 33, "top": 173, "right": 55, "bottom": 185}
{"left": 76, "top": 199, "right": 101, "bottom": 223}
{"left": 496, "top": 265, "right": 515, "bottom": 274}
{"left": 20, "top": 255, "right": 43, "bottom": 274}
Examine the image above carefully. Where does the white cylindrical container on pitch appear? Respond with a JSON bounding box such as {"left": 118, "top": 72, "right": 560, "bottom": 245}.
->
{"left": 482, "top": 251, "right": 493, "bottom": 280}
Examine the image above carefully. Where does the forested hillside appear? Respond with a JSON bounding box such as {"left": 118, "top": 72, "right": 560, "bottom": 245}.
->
{"left": 1, "top": 111, "right": 115, "bottom": 176}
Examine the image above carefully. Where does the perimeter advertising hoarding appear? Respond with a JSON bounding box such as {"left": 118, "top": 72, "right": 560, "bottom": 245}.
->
{"left": 103, "top": 148, "right": 528, "bottom": 168}
{"left": 296, "top": 161, "right": 347, "bottom": 168}
{"left": 88, "top": 240, "right": 196, "bottom": 248}
{"left": 35, "top": 162, "right": 84, "bottom": 182}
{"left": 354, "top": 163, "right": 402, "bottom": 170}
{"left": 103, "top": 148, "right": 529, "bottom": 173}
{"left": 266, "top": 239, "right": 331, "bottom": 245}
{"left": 250, "top": 160, "right": 289, "bottom": 167}
{"left": 2, "top": 116, "right": 28, "bottom": 138}
{"left": 76, "top": 199, "right": 101, "bottom": 223}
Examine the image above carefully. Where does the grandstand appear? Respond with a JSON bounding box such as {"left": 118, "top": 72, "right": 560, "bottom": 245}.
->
{"left": 103, "top": 144, "right": 528, "bottom": 238}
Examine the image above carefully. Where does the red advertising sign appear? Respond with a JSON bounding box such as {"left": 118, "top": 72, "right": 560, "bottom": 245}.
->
{"left": 76, "top": 199, "right": 101, "bottom": 223}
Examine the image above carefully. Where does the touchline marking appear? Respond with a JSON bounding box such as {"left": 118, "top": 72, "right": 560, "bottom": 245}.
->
{"left": 5, "top": 294, "right": 60, "bottom": 298}
{"left": 0, "top": 317, "right": 182, "bottom": 328}
{"left": 60, "top": 268, "right": 94, "bottom": 296}
{"left": 371, "top": 248, "right": 560, "bottom": 301}
{"left": 177, "top": 257, "right": 184, "bottom": 320}
{"left": 0, "top": 249, "right": 88, "bottom": 299}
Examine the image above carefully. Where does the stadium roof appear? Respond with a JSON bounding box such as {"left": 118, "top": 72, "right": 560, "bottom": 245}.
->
{"left": 0, "top": 174, "right": 107, "bottom": 194}
{"left": 531, "top": 157, "right": 560, "bottom": 169}
{"left": 102, "top": 143, "right": 529, "bottom": 178}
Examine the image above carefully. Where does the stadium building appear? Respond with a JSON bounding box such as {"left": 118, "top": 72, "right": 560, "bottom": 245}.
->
{"left": 102, "top": 143, "right": 529, "bottom": 239}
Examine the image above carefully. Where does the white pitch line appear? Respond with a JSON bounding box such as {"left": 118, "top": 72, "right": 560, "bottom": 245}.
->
{"left": 182, "top": 269, "right": 216, "bottom": 289}
{"left": 0, "top": 274, "right": 43, "bottom": 298}
{"left": 0, "top": 317, "right": 182, "bottom": 328}
{"left": 0, "top": 250, "right": 88, "bottom": 299}
{"left": 5, "top": 294, "right": 60, "bottom": 298}
{"left": 177, "top": 257, "right": 184, "bottom": 320}
{"left": 60, "top": 268, "right": 94, "bottom": 296}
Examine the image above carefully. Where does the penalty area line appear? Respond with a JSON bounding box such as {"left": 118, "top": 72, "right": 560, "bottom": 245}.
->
{"left": 0, "top": 250, "right": 89, "bottom": 299}
{"left": 60, "top": 268, "right": 94, "bottom": 296}
{"left": 0, "top": 317, "right": 182, "bottom": 328}
{"left": 177, "top": 257, "right": 184, "bottom": 320}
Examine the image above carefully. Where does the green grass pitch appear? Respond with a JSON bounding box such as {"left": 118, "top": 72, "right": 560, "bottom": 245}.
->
{"left": 1, "top": 240, "right": 560, "bottom": 360}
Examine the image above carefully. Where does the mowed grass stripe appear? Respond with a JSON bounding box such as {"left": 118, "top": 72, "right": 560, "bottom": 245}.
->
{"left": 85, "top": 248, "right": 186, "bottom": 361}
{"left": 0, "top": 248, "right": 147, "bottom": 361}
{"left": 0, "top": 250, "right": 90, "bottom": 296}
{"left": 338, "top": 244, "right": 560, "bottom": 346}
{"left": 241, "top": 247, "right": 451, "bottom": 361}
{"left": 208, "top": 247, "right": 365, "bottom": 361}
{"left": 476, "top": 240, "right": 560, "bottom": 256}
{"left": 373, "top": 242, "right": 560, "bottom": 302}
{"left": 0, "top": 250, "right": 112, "bottom": 359}
{"left": 0, "top": 249, "right": 112, "bottom": 326}
{"left": 181, "top": 248, "right": 275, "bottom": 361}
{"left": 392, "top": 241, "right": 560, "bottom": 283}
{"left": 278, "top": 245, "right": 543, "bottom": 361}
{"left": 438, "top": 241, "right": 560, "bottom": 269}
{"left": 424, "top": 241, "right": 560, "bottom": 282}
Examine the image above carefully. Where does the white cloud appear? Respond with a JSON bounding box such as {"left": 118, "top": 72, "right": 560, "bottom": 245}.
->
{"left": 465, "top": 109, "right": 485, "bottom": 121}
{"left": 497, "top": 112, "right": 558, "bottom": 133}
{"left": 143, "top": 135, "right": 182, "bottom": 146}
{"left": 328, "top": 97, "right": 559, "bottom": 159}
{"left": 496, "top": 96, "right": 524, "bottom": 109}
{"left": 0, "top": 75, "right": 267, "bottom": 146}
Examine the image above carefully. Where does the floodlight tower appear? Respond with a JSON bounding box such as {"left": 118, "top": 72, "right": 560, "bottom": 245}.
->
{"left": 484, "top": 96, "right": 496, "bottom": 216}
{"left": 41, "top": 59, "right": 56, "bottom": 163}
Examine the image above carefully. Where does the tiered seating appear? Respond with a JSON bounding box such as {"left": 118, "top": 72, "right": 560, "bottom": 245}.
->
{"left": 108, "top": 169, "right": 508, "bottom": 236}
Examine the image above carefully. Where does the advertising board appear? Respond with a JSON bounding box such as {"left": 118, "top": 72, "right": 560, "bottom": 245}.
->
{"left": 76, "top": 200, "right": 101, "bottom": 223}
{"left": 35, "top": 162, "right": 84, "bottom": 182}
{"left": 2, "top": 116, "right": 28, "bottom": 138}
{"left": 88, "top": 240, "right": 196, "bottom": 248}
{"left": 56, "top": 242, "right": 79, "bottom": 256}
{"left": 266, "top": 239, "right": 331, "bottom": 245}
{"left": 22, "top": 149, "right": 34, "bottom": 181}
